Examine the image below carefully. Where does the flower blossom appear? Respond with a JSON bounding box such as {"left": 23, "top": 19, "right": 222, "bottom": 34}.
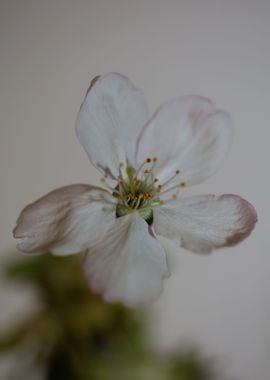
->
{"left": 13, "top": 73, "right": 257, "bottom": 307}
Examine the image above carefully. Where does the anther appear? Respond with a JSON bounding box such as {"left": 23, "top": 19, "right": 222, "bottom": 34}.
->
{"left": 144, "top": 158, "right": 158, "bottom": 183}
{"left": 136, "top": 160, "right": 149, "bottom": 178}
{"left": 180, "top": 181, "right": 187, "bottom": 187}
{"left": 162, "top": 170, "right": 181, "bottom": 188}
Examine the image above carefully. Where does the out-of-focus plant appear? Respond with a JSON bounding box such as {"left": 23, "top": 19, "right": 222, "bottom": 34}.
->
{"left": 0, "top": 254, "right": 215, "bottom": 380}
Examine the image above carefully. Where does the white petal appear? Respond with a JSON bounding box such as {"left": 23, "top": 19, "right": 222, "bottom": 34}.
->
{"left": 153, "top": 195, "right": 257, "bottom": 254}
{"left": 83, "top": 212, "right": 170, "bottom": 307}
{"left": 13, "top": 185, "right": 116, "bottom": 255}
{"left": 76, "top": 73, "right": 149, "bottom": 178}
{"left": 136, "top": 96, "right": 232, "bottom": 186}
{"left": 154, "top": 234, "right": 181, "bottom": 274}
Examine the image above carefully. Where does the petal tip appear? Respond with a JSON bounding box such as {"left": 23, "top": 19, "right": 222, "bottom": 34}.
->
{"left": 222, "top": 194, "right": 258, "bottom": 247}
{"left": 12, "top": 224, "right": 19, "bottom": 238}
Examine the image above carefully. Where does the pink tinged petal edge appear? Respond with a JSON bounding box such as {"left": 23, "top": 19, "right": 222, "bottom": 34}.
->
{"left": 136, "top": 95, "right": 232, "bottom": 186}
{"left": 76, "top": 73, "right": 149, "bottom": 179}
{"left": 153, "top": 194, "right": 257, "bottom": 254}
{"left": 218, "top": 195, "right": 257, "bottom": 247}
{"left": 13, "top": 184, "right": 116, "bottom": 255}
{"left": 83, "top": 212, "right": 170, "bottom": 308}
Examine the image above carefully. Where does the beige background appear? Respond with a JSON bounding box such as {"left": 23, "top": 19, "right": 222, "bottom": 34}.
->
{"left": 0, "top": 1, "right": 269, "bottom": 379}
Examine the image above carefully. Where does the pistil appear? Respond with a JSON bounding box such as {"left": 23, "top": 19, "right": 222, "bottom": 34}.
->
{"left": 100, "top": 158, "right": 187, "bottom": 221}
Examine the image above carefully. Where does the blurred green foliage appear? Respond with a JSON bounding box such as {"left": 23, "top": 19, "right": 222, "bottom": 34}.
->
{"left": 0, "top": 254, "right": 214, "bottom": 380}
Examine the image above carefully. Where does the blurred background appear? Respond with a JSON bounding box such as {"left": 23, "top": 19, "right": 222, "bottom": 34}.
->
{"left": 0, "top": 1, "right": 269, "bottom": 379}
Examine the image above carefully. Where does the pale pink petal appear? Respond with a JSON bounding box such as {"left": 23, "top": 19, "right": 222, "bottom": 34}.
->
{"left": 76, "top": 73, "right": 149, "bottom": 178}
{"left": 13, "top": 185, "right": 116, "bottom": 255}
{"left": 136, "top": 96, "right": 232, "bottom": 186}
{"left": 83, "top": 212, "right": 170, "bottom": 307}
{"left": 153, "top": 195, "right": 257, "bottom": 254}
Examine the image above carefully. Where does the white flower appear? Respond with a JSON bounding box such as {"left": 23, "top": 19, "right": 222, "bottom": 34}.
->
{"left": 13, "top": 73, "right": 257, "bottom": 307}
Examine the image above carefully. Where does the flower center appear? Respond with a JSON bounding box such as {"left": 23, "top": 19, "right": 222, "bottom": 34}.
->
{"left": 100, "top": 157, "right": 187, "bottom": 225}
{"left": 114, "top": 164, "right": 160, "bottom": 225}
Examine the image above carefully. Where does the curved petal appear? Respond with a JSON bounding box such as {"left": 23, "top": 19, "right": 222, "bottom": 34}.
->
{"left": 154, "top": 234, "right": 182, "bottom": 274}
{"left": 13, "top": 185, "right": 116, "bottom": 255}
{"left": 83, "top": 212, "right": 170, "bottom": 307}
{"left": 76, "top": 73, "right": 149, "bottom": 178}
{"left": 136, "top": 96, "right": 232, "bottom": 186}
{"left": 153, "top": 195, "right": 257, "bottom": 254}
